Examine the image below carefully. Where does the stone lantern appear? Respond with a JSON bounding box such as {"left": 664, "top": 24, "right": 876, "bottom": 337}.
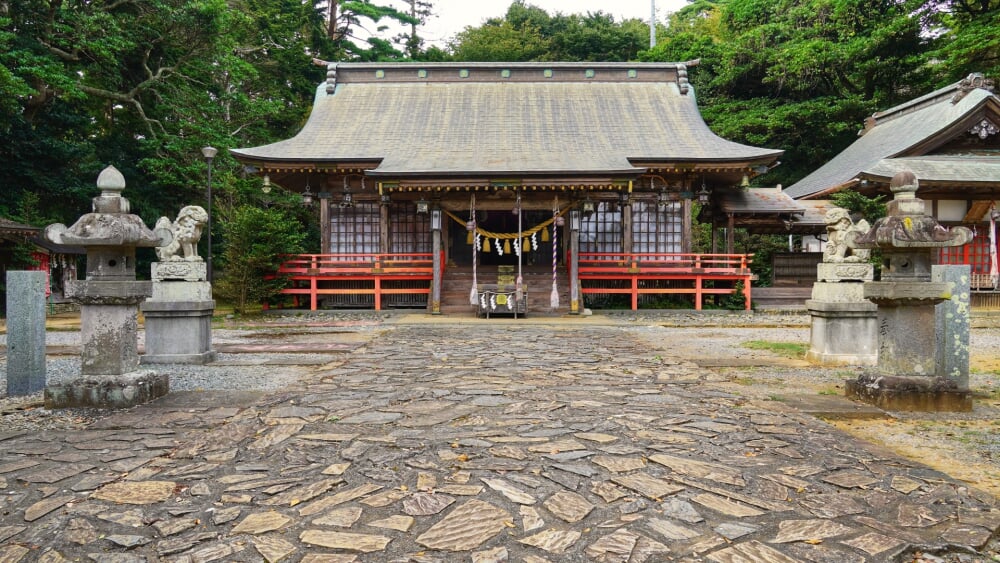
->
{"left": 845, "top": 170, "right": 973, "bottom": 411}
{"left": 44, "top": 166, "right": 172, "bottom": 408}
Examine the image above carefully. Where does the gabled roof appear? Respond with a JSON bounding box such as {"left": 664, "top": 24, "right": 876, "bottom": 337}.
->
{"left": 785, "top": 74, "right": 1000, "bottom": 199}
{"left": 0, "top": 217, "right": 40, "bottom": 236}
{"left": 718, "top": 187, "right": 804, "bottom": 215}
{"left": 861, "top": 155, "right": 1000, "bottom": 186}
{"left": 232, "top": 62, "right": 781, "bottom": 178}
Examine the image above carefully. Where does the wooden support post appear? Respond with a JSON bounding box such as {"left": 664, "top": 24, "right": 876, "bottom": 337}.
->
{"left": 320, "top": 193, "right": 332, "bottom": 254}
{"left": 727, "top": 213, "right": 736, "bottom": 255}
{"left": 695, "top": 275, "right": 702, "bottom": 311}
{"left": 380, "top": 201, "right": 390, "bottom": 254}
{"left": 682, "top": 196, "right": 693, "bottom": 254}
{"left": 631, "top": 274, "right": 638, "bottom": 310}
{"left": 570, "top": 213, "right": 580, "bottom": 315}
{"left": 622, "top": 200, "right": 633, "bottom": 256}
{"left": 431, "top": 227, "right": 442, "bottom": 314}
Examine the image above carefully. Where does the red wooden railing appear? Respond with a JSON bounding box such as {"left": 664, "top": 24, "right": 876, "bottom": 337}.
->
{"left": 576, "top": 252, "right": 754, "bottom": 310}
{"left": 266, "top": 253, "right": 438, "bottom": 311}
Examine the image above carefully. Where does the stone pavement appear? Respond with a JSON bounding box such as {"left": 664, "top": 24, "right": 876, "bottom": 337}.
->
{"left": 1, "top": 321, "right": 998, "bottom": 562}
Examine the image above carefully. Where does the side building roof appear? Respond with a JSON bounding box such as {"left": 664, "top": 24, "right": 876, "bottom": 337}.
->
{"left": 232, "top": 62, "right": 781, "bottom": 178}
{"left": 785, "top": 74, "right": 1000, "bottom": 199}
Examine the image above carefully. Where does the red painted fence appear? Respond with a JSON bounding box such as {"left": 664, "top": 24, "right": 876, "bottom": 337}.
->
{"left": 266, "top": 253, "right": 437, "bottom": 311}
{"left": 577, "top": 252, "right": 754, "bottom": 310}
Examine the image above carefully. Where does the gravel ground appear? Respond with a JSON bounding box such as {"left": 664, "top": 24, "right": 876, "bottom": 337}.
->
{"left": 0, "top": 327, "right": 350, "bottom": 431}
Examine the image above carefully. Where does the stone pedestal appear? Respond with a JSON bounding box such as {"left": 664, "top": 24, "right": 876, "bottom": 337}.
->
{"left": 805, "top": 299, "right": 877, "bottom": 366}
{"left": 141, "top": 263, "right": 216, "bottom": 364}
{"left": 805, "top": 263, "right": 877, "bottom": 367}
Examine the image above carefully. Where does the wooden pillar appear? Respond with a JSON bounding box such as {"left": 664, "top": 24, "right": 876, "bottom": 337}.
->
{"left": 622, "top": 198, "right": 633, "bottom": 256}
{"left": 319, "top": 193, "right": 332, "bottom": 254}
{"left": 569, "top": 210, "right": 581, "bottom": 315}
{"left": 431, "top": 209, "right": 442, "bottom": 315}
{"left": 727, "top": 213, "right": 736, "bottom": 254}
{"left": 711, "top": 217, "right": 718, "bottom": 254}
{"left": 682, "top": 197, "right": 693, "bottom": 254}
{"left": 379, "top": 200, "right": 390, "bottom": 254}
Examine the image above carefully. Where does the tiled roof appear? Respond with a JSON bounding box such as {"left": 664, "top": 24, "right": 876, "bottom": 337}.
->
{"left": 718, "top": 187, "right": 804, "bottom": 214}
{"left": 0, "top": 217, "right": 39, "bottom": 234}
{"left": 861, "top": 155, "right": 1000, "bottom": 186}
{"left": 232, "top": 62, "right": 781, "bottom": 177}
{"left": 785, "top": 82, "right": 999, "bottom": 199}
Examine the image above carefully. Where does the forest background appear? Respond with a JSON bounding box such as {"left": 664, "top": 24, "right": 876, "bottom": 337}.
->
{"left": 2, "top": 0, "right": 998, "bottom": 298}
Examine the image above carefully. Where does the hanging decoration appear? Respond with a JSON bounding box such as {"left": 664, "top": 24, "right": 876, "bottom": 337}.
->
{"left": 443, "top": 207, "right": 569, "bottom": 242}
{"left": 469, "top": 195, "right": 479, "bottom": 305}
{"left": 515, "top": 189, "right": 524, "bottom": 301}
{"left": 551, "top": 196, "right": 560, "bottom": 309}
{"left": 483, "top": 237, "right": 491, "bottom": 253}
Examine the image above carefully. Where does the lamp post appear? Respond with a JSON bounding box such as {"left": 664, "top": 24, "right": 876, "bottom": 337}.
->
{"left": 201, "top": 146, "right": 218, "bottom": 282}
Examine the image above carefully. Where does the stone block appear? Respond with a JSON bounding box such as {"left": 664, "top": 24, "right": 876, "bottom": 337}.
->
{"left": 44, "top": 371, "right": 169, "bottom": 409}
{"left": 816, "top": 262, "right": 873, "bottom": 283}
{"left": 809, "top": 281, "right": 868, "bottom": 302}
{"left": 151, "top": 280, "right": 212, "bottom": 301}
{"left": 864, "top": 281, "right": 951, "bottom": 304}
{"left": 934, "top": 265, "right": 970, "bottom": 389}
{"left": 875, "top": 304, "right": 938, "bottom": 376}
{"left": 845, "top": 374, "right": 972, "bottom": 412}
{"left": 79, "top": 304, "right": 141, "bottom": 375}
{"left": 6, "top": 271, "right": 47, "bottom": 396}
{"left": 152, "top": 261, "right": 207, "bottom": 282}
{"left": 805, "top": 300, "right": 877, "bottom": 366}
{"left": 66, "top": 280, "right": 152, "bottom": 305}
{"left": 141, "top": 299, "right": 216, "bottom": 365}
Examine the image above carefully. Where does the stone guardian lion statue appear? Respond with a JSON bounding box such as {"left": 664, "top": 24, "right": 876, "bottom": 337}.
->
{"left": 154, "top": 205, "right": 209, "bottom": 262}
{"left": 823, "top": 207, "right": 871, "bottom": 263}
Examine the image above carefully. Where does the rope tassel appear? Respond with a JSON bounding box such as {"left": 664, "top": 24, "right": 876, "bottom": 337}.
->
{"left": 551, "top": 197, "right": 560, "bottom": 310}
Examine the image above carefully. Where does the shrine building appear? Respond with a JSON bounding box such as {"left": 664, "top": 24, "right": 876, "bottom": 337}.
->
{"left": 785, "top": 73, "right": 1000, "bottom": 308}
{"left": 232, "top": 62, "right": 782, "bottom": 315}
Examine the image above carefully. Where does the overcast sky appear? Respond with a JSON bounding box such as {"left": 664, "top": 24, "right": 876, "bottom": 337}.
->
{"left": 410, "top": 0, "right": 691, "bottom": 47}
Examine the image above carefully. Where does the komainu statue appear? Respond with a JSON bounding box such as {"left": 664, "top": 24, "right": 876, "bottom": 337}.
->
{"left": 824, "top": 207, "right": 871, "bottom": 263}
{"left": 154, "top": 205, "right": 208, "bottom": 262}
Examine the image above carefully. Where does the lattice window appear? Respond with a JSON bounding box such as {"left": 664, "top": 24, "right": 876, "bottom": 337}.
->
{"left": 389, "top": 204, "right": 431, "bottom": 254}
{"left": 580, "top": 202, "right": 622, "bottom": 253}
{"left": 632, "top": 200, "right": 682, "bottom": 253}
{"left": 939, "top": 229, "right": 995, "bottom": 274}
{"left": 330, "top": 202, "right": 380, "bottom": 255}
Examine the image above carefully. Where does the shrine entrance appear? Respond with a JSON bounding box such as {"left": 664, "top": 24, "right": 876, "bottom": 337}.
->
{"left": 448, "top": 209, "right": 561, "bottom": 268}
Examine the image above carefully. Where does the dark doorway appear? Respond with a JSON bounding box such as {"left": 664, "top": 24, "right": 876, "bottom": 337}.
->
{"left": 449, "top": 210, "right": 559, "bottom": 267}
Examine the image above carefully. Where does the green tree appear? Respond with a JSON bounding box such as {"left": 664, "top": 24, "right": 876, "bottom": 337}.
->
{"left": 925, "top": 1, "right": 1000, "bottom": 81}
{"left": 450, "top": 1, "right": 650, "bottom": 62}
{"left": 214, "top": 205, "right": 306, "bottom": 313}
{"left": 647, "top": 0, "right": 935, "bottom": 186}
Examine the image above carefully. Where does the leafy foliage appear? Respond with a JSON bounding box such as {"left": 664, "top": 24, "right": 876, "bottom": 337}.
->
{"left": 450, "top": 1, "right": 648, "bottom": 62}
{"left": 831, "top": 190, "right": 887, "bottom": 223}
{"left": 214, "top": 205, "right": 306, "bottom": 313}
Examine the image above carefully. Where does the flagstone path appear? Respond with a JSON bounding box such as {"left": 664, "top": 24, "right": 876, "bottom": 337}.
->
{"left": 0, "top": 323, "right": 997, "bottom": 561}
